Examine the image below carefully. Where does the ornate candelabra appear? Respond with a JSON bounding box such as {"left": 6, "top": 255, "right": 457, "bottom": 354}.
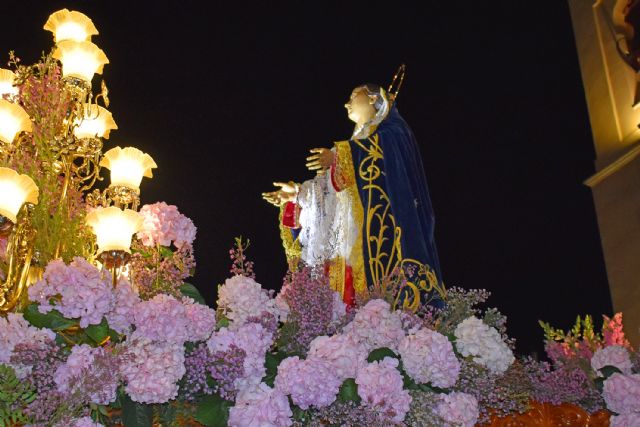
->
{"left": 0, "top": 9, "right": 156, "bottom": 312}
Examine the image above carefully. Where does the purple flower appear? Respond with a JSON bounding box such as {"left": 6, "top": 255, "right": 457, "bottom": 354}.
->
{"left": 591, "top": 345, "right": 633, "bottom": 376}
{"left": 228, "top": 383, "right": 293, "bottom": 427}
{"left": 610, "top": 413, "right": 640, "bottom": 427}
{"left": 356, "top": 357, "right": 412, "bottom": 423}
{"left": 343, "top": 299, "right": 406, "bottom": 352}
{"left": 307, "top": 334, "right": 367, "bottom": 381}
{"left": 28, "top": 257, "right": 115, "bottom": 328}
{"left": 0, "top": 313, "right": 55, "bottom": 376}
{"left": 275, "top": 356, "right": 341, "bottom": 410}
{"left": 105, "top": 278, "right": 139, "bottom": 334}
{"left": 603, "top": 373, "right": 640, "bottom": 415}
{"left": 398, "top": 327, "right": 460, "bottom": 388}
{"left": 217, "top": 275, "right": 281, "bottom": 328}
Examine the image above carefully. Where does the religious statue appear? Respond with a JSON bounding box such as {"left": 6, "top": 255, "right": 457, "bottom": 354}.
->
{"left": 263, "top": 66, "right": 445, "bottom": 310}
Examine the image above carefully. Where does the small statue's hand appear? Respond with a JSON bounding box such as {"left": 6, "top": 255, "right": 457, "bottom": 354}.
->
{"left": 306, "top": 148, "right": 334, "bottom": 172}
{"left": 261, "top": 182, "right": 298, "bottom": 206}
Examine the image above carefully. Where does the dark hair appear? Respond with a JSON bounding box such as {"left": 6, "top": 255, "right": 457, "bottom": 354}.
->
{"left": 357, "top": 83, "right": 385, "bottom": 111}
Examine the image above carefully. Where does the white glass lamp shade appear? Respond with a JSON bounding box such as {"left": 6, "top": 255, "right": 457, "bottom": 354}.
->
{"left": 86, "top": 206, "right": 142, "bottom": 254}
{"left": 0, "top": 99, "right": 32, "bottom": 144}
{"left": 53, "top": 40, "right": 109, "bottom": 83}
{"left": 0, "top": 69, "right": 18, "bottom": 97}
{"left": 74, "top": 105, "right": 117, "bottom": 139}
{"left": 44, "top": 9, "right": 99, "bottom": 43}
{"left": 100, "top": 147, "right": 157, "bottom": 191}
{"left": 0, "top": 167, "right": 39, "bottom": 223}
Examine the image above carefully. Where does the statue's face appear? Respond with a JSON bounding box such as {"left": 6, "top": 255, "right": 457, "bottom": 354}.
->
{"left": 345, "top": 87, "right": 377, "bottom": 125}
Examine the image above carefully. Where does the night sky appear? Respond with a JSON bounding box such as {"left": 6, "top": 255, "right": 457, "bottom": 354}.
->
{"left": 2, "top": 1, "right": 612, "bottom": 356}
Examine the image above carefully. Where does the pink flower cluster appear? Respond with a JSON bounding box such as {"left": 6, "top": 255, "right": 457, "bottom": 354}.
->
{"left": 28, "top": 257, "right": 115, "bottom": 328}
{"left": 137, "top": 202, "right": 196, "bottom": 248}
{"left": 398, "top": 327, "right": 460, "bottom": 388}
{"left": 275, "top": 356, "right": 342, "bottom": 410}
{"left": 343, "top": 299, "right": 405, "bottom": 352}
{"left": 68, "top": 417, "right": 104, "bottom": 427}
{"left": 603, "top": 373, "right": 640, "bottom": 416}
{"left": 183, "top": 297, "right": 217, "bottom": 342}
{"left": 53, "top": 344, "right": 117, "bottom": 405}
{"left": 435, "top": 392, "right": 480, "bottom": 427}
{"left": 610, "top": 413, "right": 640, "bottom": 427}
{"left": 356, "top": 357, "right": 412, "bottom": 423}
{"left": 0, "top": 313, "right": 55, "bottom": 376}
{"left": 228, "top": 383, "right": 293, "bottom": 427}
{"left": 120, "top": 337, "right": 186, "bottom": 404}
{"left": 207, "top": 322, "right": 274, "bottom": 393}
{"left": 105, "top": 278, "right": 140, "bottom": 334}
{"left": 602, "top": 313, "right": 631, "bottom": 348}
{"left": 591, "top": 345, "right": 633, "bottom": 376}
{"left": 307, "top": 334, "right": 367, "bottom": 381}
{"left": 132, "top": 294, "right": 190, "bottom": 343}
{"left": 217, "top": 275, "right": 281, "bottom": 328}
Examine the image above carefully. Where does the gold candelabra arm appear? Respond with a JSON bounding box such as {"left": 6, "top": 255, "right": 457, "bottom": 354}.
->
{"left": 0, "top": 204, "right": 37, "bottom": 313}
{"left": 85, "top": 185, "right": 140, "bottom": 211}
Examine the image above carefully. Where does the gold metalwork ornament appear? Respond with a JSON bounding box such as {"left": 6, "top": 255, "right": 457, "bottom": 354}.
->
{"left": 0, "top": 204, "right": 37, "bottom": 313}
{"left": 86, "top": 185, "right": 141, "bottom": 211}
{"left": 387, "top": 63, "right": 406, "bottom": 105}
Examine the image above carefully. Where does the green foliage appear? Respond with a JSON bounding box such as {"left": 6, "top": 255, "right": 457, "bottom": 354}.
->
{"left": 194, "top": 394, "right": 232, "bottom": 427}
{"left": 366, "top": 347, "right": 398, "bottom": 363}
{"left": 121, "top": 393, "right": 153, "bottom": 427}
{"left": 23, "top": 302, "right": 78, "bottom": 331}
{"left": 263, "top": 351, "right": 289, "bottom": 387}
{"left": 337, "top": 378, "right": 361, "bottom": 404}
{"left": 180, "top": 283, "right": 206, "bottom": 305}
{"left": 0, "top": 364, "right": 36, "bottom": 427}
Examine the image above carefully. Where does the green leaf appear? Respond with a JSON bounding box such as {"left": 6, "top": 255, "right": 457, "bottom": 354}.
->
{"left": 23, "top": 303, "right": 78, "bottom": 331}
{"left": 195, "top": 394, "right": 232, "bottom": 427}
{"left": 180, "top": 283, "right": 206, "bottom": 305}
{"left": 599, "top": 365, "right": 622, "bottom": 379}
{"left": 263, "top": 352, "right": 288, "bottom": 387}
{"left": 121, "top": 394, "right": 153, "bottom": 427}
{"left": 338, "top": 378, "right": 361, "bottom": 403}
{"left": 217, "top": 317, "right": 230, "bottom": 329}
{"left": 366, "top": 347, "right": 398, "bottom": 363}
{"left": 159, "top": 246, "right": 174, "bottom": 258}
{"left": 85, "top": 318, "right": 110, "bottom": 345}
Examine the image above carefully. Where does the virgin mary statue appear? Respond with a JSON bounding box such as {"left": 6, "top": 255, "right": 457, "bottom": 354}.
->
{"left": 264, "top": 77, "right": 445, "bottom": 311}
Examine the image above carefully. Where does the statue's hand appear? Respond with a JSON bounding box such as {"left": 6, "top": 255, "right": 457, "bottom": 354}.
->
{"left": 261, "top": 181, "right": 298, "bottom": 206}
{"left": 306, "top": 148, "right": 334, "bottom": 172}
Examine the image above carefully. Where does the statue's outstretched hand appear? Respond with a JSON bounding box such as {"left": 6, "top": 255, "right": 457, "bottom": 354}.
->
{"left": 261, "top": 181, "right": 298, "bottom": 207}
{"left": 306, "top": 148, "right": 334, "bottom": 172}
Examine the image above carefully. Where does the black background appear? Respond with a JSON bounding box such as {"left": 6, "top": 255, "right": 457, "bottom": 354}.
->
{"left": 1, "top": 1, "right": 612, "bottom": 356}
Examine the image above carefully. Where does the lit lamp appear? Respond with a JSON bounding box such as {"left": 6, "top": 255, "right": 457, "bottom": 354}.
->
{"left": 74, "top": 105, "right": 117, "bottom": 140}
{"left": 52, "top": 40, "right": 108, "bottom": 87}
{"left": 0, "top": 69, "right": 18, "bottom": 98}
{"left": 44, "top": 9, "right": 98, "bottom": 43}
{"left": 86, "top": 206, "right": 142, "bottom": 283}
{"left": 0, "top": 167, "right": 39, "bottom": 224}
{"left": 0, "top": 99, "right": 32, "bottom": 145}
{"left": 100, "top": 146, "right": 157, "bottom": 192}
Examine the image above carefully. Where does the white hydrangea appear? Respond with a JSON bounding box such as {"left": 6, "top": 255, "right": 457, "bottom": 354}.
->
{"left": 217, "top": 275, "right": 281, "bottom": 328}
{"left": 454, "top": 316, "right": 514, "bottom": 375}
{"left": 591, "top": 345, "right": 633, "bottom": 376}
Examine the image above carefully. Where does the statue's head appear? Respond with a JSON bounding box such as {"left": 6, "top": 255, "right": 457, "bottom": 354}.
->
{"left": 345, "top": 84, "right": 386, "bottom": 126}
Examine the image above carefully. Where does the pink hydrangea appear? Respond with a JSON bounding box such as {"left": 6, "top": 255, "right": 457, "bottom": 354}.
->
{"left": 132, "top": 294, "right": 189, "bottom": 343}
{"left": 120, "top": 337, "right": 186, "bottom": 404}
{"left": 217, "top": 275, "right": 280, "bottom": 327}
{"left": 610, "top": 413, "right": 640, "bottom": 427}
{"left": 435, "top": 392, "right": 479, "bottom": 427}
{"left": 275, "top": 356, "right": 341, "bottom": 410}
{"left": 228, "top": 382, "right": 293, "bottom": 427}
{"left": 398, "top": 327, "right": 460, "bottom": 388}
{"left": 307, "top": 334, "right": 367, "bottom": 381}
{"left": 207, "top": 322, "right": 274, "bottom": 393}
{"left": 343, "top": 299, "right": 406, "bottom": 352}
{"left": 137, "top": 202, "right": 196, "bottom": 248}
{"left": 54, "top": 344, "right": 118, "bottom": 405}
{"left": 355, "top": 357, "right": 412, "bottom": 423}
{"left": 603, "top": 373, "right": 640, "bottom": 415}
{"left": 183, "top": 297, "right": 217, "bottom": 342}
{"left": 331, "top": 291, "right": 347, "bottom": 323}
{"left": 28, "top": 257, "right": 115, "bottom": 328}
{"left": 69, "top": 417, "right": 104, "bottom": 427}
{"left": 105, "top": 278, "right": 140, "bottom": 334}
{"left": 591, "top": 345, "right": 633, "bottom": 376}
{"left": 0, "top": 313, "right": 55, "bottom": 377}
